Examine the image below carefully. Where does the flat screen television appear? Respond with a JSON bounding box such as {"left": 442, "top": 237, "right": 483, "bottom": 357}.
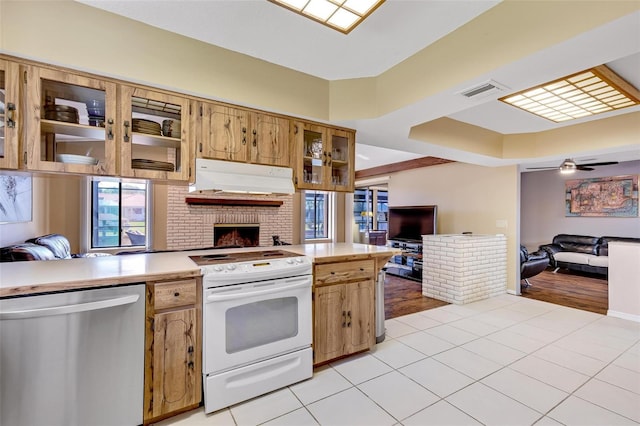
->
{"left": 387, "top": 205, "right": 437, "bottom": 242}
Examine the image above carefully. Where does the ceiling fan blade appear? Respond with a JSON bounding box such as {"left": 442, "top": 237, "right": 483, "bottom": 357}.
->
{"left": 526, "top": 166, "right": 557, "bottom": 170}
{"left": 576, "top": 166, "right": 594, "bottom": 171}
{"left": 579, "top": 161, "right": 618, "bottom": 167}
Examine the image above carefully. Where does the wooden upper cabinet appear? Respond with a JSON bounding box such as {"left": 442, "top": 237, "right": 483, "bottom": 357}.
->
{"left": 0, "top": 60, "right": 20, "bottom": 170}
{"left": 249, "top": 113, "right": 291, "bottom": 167}
{"left": 199, "top": 103, "right": 249, "bottom": 162}
{"left": 250, "top": 112, "right": 290, "bottom": 167}
{"left": 291, "top": 121, "right": 355, "bottom": 192}
{"left": 199, "top": 103, "right": 290, "bottom": 167}
{"left": 23, "top": 65, "right": 118, "bottom": 175}
{"left": 328, "top": 127, "right": 355, "bottom": 192}
{"left": 119, "top": 85, "right": 193, "bottom": 182}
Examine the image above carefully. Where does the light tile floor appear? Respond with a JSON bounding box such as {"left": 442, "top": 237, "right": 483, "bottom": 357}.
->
{"left": 158, "top": 294, "right": 640, "bottom": 426}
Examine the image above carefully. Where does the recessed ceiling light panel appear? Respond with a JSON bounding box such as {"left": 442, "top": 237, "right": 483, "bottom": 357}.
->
{"left": 500, "top": 65, "right": 640, "bottom": 122}
{"left": 269, "top": 0, "right": 385, "bottom": 33}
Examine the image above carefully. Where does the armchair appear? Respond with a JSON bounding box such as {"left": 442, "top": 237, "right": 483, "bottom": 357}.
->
{"left": 520, "top": 245, "right": 549, "bottom": 288}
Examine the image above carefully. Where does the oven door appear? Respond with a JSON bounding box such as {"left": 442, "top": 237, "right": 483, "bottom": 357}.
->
{"left": 203, "top": 274, "right": 312, "bottom": 375}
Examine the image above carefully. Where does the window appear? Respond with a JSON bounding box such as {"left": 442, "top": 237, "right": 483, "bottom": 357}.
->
{"left": 353, "top": 187, "right": 388, "bottom": 232}
{"left": 90, "top": 180, "right": 149, "bottom": 248}
{"left": 303, "top": 190, "right": 334, "bottom": 241}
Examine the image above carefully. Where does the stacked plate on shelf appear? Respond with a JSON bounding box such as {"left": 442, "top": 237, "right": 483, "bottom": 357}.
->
{"left": 132, "top": 119, "right": 161, "bottom": 135}
{"left": 44, "top": 105, "right": 79, "bottom": 124}
{"left": 132, "top": 159, "right": 174, "bottom": 171}
{"left": 56, "top": 154, "right": 99, "bottom": 165}
{"left": 162, "top": 119, "right": 181, "bottom": 137}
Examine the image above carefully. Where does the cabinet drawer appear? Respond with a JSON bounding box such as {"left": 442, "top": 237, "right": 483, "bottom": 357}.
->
{"left": 315, "top": 260, "right": 375, "bottom": 286}
{"left": 153, "top": 279, "right": 197, "bottom": 310}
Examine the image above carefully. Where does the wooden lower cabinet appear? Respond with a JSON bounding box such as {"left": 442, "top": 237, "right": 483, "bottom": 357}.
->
{"left": 313, "top": 260, "right": 376, "bottom": 365}
{"left": 144, "top": 277, "right": 202, "bottom": 424}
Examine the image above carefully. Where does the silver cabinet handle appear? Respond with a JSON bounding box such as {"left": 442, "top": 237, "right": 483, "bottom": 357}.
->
{"left": 0, "top": 294, "right": 140, "bottom": 320}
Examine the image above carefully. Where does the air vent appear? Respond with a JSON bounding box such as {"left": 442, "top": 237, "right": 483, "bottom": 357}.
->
{"left": 458, "top": 80, "right": 508, "bottom": 100}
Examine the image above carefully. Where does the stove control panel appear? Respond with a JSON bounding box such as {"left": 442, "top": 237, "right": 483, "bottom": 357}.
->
{"left": 201, "top": 256, "right": 312, "bottom": 287}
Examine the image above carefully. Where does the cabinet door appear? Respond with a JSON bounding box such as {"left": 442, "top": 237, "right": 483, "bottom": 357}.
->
{"left": 120, "top": 85, "right": 192, "bottom": 182}
{"left": 0, "top": 60, "right": 20, "bottom": 170}
{"left": 313, "top": 284, "right": 346, "bottom": 365}
{"left": 328, "top": 128, "right": 355, "bottom": 192}
{"left": 150, "top": 308, "right": 199, "bottom": 419}
{"left": 250, "top": 113, "right": 290, "bottom": 166}
{"left": 344, "top": 279, "right": 375, "bottom": 353}
{"left": 200, "top": 103, "right": 249, "bottom": 162}
{"left": 23, "top": 65, "right": 118, "bottom": 175}
{"left": 292, "top": 121, "right": 328, "bottom": 190}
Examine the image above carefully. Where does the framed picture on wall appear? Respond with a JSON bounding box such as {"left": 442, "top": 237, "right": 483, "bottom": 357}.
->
{"left": 0, "top": 174, "right": 32, "bottom": 223}
{"left": 565, "top": 174, "right": 639, "bottom": 217}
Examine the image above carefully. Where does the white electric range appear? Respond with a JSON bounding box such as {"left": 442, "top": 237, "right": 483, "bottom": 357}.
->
{"left": 190, "top": 249, "right": 313, "bottom": 413}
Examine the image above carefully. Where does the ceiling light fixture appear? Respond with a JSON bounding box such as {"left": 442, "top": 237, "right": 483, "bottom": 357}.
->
{"left": 500, "top": 65, "right": 640, "bottom": 123}
{"left": 559, "top": 159, "right": 577, "bottom": 174}
{"left": 268, "top": 0, "right": 385, "bottom": 34}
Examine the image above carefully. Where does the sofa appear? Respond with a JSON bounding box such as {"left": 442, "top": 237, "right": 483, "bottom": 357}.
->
{"left": 539, "top": 234, "right": 640, "bottom": 275}
{"left": 0, "top": 234, "right": 110, "bottom": 262}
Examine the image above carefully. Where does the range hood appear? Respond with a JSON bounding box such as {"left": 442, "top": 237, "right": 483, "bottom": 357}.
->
{"left": 190, "top": 158, "right": 295, "bottom": 195}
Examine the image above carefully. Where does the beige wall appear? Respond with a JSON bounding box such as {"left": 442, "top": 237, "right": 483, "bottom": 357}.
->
{"left": 0, "top": 173, "right": 80, "bottom": 250}
{"left": 4, "top": 0, "right": 637, "bottom": 129}
{"left": 410, "top": 113, "right": 640, "bottom": 161}
{"left": 387, "top": 162, "right": 520, "bottom": 292}
{"left": 0, "top": 173, "right": 168, "bottom": 253}
{"left": 608, "top": 242, "right": 640, "bottom": 321}
{"left": 1, "top": 0, "right": 329, "bottom": 121}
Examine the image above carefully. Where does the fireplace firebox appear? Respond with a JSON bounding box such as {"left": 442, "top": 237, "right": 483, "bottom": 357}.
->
{"left": 213, "top": 224, "right": 259, "bottom": 248}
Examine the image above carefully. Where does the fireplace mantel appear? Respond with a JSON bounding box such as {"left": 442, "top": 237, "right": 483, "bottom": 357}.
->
{"left": 185, "top": 197, "right": 283, "bottom": 207}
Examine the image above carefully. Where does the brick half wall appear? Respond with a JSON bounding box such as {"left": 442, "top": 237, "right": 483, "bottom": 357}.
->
{"left": 423, "top": 234, "right": 507, "bottom": 304}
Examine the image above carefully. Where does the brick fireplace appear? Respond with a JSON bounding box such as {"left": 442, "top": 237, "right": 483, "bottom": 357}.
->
{"left": 166, "top": 185, "right": 293, "bottom": 250}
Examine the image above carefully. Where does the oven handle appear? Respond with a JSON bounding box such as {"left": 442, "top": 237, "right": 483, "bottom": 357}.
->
{"left": 205, "top": 279, "right": 310, "bottom": 303}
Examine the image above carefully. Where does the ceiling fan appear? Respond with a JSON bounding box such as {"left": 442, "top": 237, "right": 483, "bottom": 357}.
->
{"left": 527, "top": 158, "right": 619, "bottom": 174}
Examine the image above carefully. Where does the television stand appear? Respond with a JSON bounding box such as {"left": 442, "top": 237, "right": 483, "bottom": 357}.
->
{"left": 385, "top": 265, "right": 422, "bottom": 282}
{"left": 386, "top": 240, "right": 423, "bottom": 282}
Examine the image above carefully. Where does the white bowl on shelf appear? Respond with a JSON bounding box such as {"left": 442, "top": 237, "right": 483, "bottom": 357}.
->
{"left": 56, "top": 154, "right": 99, "bottom": 165}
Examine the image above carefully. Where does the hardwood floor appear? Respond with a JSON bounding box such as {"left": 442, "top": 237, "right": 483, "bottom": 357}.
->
{"left": 521, "top": 268, "right": 608, "bottom": 315}
{"left": 384, "top": 267, "right": 608, "bottom": 319}
{"left": 384, "top": 273, "right": 448, "bottom": 319}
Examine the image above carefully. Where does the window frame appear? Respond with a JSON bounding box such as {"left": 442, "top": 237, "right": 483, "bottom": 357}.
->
{"left": 82, "top": 177, "right": 152, "bottom": 253}
{"left": 302, "top": 190, "right": 336, "bottom": 243}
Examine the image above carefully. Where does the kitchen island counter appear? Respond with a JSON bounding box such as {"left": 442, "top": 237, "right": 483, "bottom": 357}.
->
{"left": 0, "top": 243, "right": 398, "bottom": 297}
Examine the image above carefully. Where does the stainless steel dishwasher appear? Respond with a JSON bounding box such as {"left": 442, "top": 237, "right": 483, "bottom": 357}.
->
{"left": 0, "top": 283, "right": 145, "bottom": 426}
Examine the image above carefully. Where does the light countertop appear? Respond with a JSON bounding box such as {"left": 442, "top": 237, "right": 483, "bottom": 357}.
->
{"left": 0, "top": 243, "right": 398, "bottom": 297}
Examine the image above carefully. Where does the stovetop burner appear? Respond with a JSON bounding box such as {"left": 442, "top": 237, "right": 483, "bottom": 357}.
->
{"left": 189, "top": 249, "right": 299, "bottom": 266}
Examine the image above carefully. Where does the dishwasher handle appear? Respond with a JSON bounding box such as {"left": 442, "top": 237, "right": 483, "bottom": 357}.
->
{"left": 206, "top": 279, "right": 310, "bottom": 303}
{"left": 0, "top": 294, "right": 140, "bottom": 320}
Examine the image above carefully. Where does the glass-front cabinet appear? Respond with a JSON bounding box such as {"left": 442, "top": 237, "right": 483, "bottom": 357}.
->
{"left": 0, "top": 60, "right": 19, "bottom": 170}
{"left": 119, "top": 86, "right": 193, "bottom": 182}
{"left": 23, "top": 65, "right": 118, "bottom": 175}
{"left": 329, "top": 128, "right": 354, "bottom": 192}
{"left": 292, "top": 121, "right": 355, "bottom": 192}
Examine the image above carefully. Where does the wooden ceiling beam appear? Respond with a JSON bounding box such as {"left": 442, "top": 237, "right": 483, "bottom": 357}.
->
{"left": 355, "top": 156, "right": 454, "bottom": 180}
